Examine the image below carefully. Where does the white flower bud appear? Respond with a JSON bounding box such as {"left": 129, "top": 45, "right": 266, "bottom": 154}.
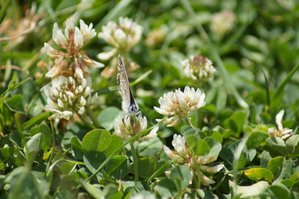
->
{"left": 79, "top": 96, "right": 87, "bottom": 106}
{"left": 201, "top": 175, "right": 215, "bottom": 186}
{"left": 78, "top": 107, "right": 85, "bottom": 115}
{"left": 52, "top": 23, "right": 67, "bottom": 47}
{"left": 79, "top": 19, "right": 96, "bottom": 41}
{"left": 84, "top": 86, "right": 91, "bottom": 96}
{"left": 57, "top": 99, "right": 64, "bottom": 108}
{"left": 75, "top": 67, "right": 84, "bottom": 80}
{"left": 172, "top": 134, "right": 187, "bottom": 156}
{"left": 74, "top": 27, "right": 84, "bottom": 49}
{"left": 268, "top": 109, "right": 293, "bottom": 140}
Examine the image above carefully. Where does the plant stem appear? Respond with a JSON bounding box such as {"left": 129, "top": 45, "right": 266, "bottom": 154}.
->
{"left": 184, "top": 117, "right": 197, "bottom": 132}
{"left": 87, "top": 107, "right": 101, "bottom": 128}
{"left": 78, "top": 113, "right": 94, "bottom": 129}
{"left": 130, "top": 142, "right": 139, "bottom": 182}
{"left": 46, "top": 121, "right": 56, "bottom": 174}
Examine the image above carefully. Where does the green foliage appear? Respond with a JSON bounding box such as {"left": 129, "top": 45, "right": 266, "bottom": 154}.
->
{"left": 0, "top": 0, "right": 299, "bottom": 198}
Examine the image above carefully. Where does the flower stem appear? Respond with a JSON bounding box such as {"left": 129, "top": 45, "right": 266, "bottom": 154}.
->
{"left": 87, "top": 107, "right": 101, "bottom": 128}
{"left": 130, "top": 142, "right": 139, "bottom": 182}
{"left": 184, "top": 117, "right": 197, "bottom": 132}
{"left": 46, "top": 121, "right": 56, "bottom": 174}
{"left": 78, "top": 113, "right": 94, "bottom": 129}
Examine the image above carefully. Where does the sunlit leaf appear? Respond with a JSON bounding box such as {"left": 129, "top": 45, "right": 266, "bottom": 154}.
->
{"left": 244, "top": 167, "right": 274, "bottom": 182}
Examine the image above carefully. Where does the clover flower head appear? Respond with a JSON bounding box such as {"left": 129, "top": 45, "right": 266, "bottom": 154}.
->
{"left": 0, "top": 3, "right": 40, "bottom": 49}
{"left": 51, "top": 18, "right": 96, "bottom": 50}
{"left": 182, "top": 55, "right": 216, "bottom": 80}
{"left": 163, "top": 134, "right": 224, "bottom": 186}
{"left": 154, "top": 86, "right": 205, "bottom": 126}
{"left": 97, "top": 17, "right": 142, "bottom": 60}
{"left": 163, "top": 134, "right": 188, "bottom": 163}
{"left": 210, "top": 10, "right": 236, "bottom": 37}
{"left": 268, "top": 110, "right": 293, "bottom": 140}
{"left": 146, "top": 26, "right": 167, "bottom": 47}
{"left": 114, "top": 114, "right": 147, "bottom": 139}
{"left": 43, "top": 76, "right": 91, "bottom": 120}
{"left": 42, "top": 18, "right": 103, "bottom": 78}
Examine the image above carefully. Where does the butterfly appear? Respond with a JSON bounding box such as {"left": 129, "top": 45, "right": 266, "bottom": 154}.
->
{"left": 117, "top": 55, "right": 140, "bottom": 116}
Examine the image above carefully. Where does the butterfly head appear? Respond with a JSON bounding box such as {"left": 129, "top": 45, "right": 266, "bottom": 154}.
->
{"left": 129, "top": 103, "right": 139, "bottom": 113}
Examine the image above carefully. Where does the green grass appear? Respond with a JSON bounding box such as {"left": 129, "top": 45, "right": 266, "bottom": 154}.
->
{"left": 0, "top": 0, "right": 299, "bottom": 198}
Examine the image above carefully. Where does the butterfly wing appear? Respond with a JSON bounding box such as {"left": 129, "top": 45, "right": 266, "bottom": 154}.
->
{"left": 117, "top": 56, "right": 139, "bottom": 114}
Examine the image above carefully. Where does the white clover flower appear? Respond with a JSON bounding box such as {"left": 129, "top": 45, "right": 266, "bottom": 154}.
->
{"left": 114, "top": 114, "right": 149, "bottom": 140}
{"left": 52, "top": 18, "right": 95, "bottom": 50}
{"left": 97, "top": 17, "right": 142, "bottom": 60}
{"left": 42, "top": 18, "right": 103, "bottom": 78}
{"left": 164, "top": 134, "right": 224, "bottom": 186}
{"left": 196, "top": 155, "right": 224, "bottom": 186}
{"left": 43, "top": 76, "right": 91, "bottom": 120}
{"left": 268, "top": 110, "right": 293, "bottom": 140}
{"left": 182, "top": 55, "right": 216, "bottom": 80}
{"left": 154, "top": 86, "right": 206, "bottom": 126}
{"left": 210, "top": 10, "right": 236, "bottom": 38}
{"left": 146, "top": 26, "right": 167, "bottom": 47}
{"left": 79, "top": 19, "right": 96, "bottom": 42}
{"left": 163, "top": 134, "right": 189, "bottom": 163}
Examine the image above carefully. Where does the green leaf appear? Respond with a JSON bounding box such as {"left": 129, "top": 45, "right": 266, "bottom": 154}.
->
{"left": 138, "top": 137, "right": 163, "bottom": 157}
{"left": 286, "top": 135, "right": 299, "bottom": 154}
{"left": 83, "top": 152, "right": 105, "bottom": 174}
{"left": 104, "top": 155, "right": 127, "bottom": 175}
{"left": 205, "top": 138, "right": 222, "bottom": 158}
{"left": 101, "top": 135, "right": 123, "bottom": 157}
{"left": 71, "top": 136, "right": 83, "bottom": 159}
{"left": 82, "top": 129, "right": 124, "bottom": 175}
{"left": 290, "top": 172, "right": 299, "bottom": 183}
{"left": 244, "top": 167, "right": 274, "bottom": 182}
{"left": 154, "top": 178, "right": 177, "bottom": 198}
{"left": 138, "top": 157, "right": 157, "bottom": 178}
{"left": 28, "top": 124, "right": 52, "bottom": 152}
{"left": 223, "top": 111, "right": 247, "bottom": 135}
{"left": 268, "top": 156, "right": 284, "bottom": 179}
{"left": 23, "top": 112, "right": 51, "bottom": 129}
{"left": 97, "top": 107, "right": 122, "bottom": 131}
{"left": 209, "top": 131, "right": 223, "bottom": 143}
{"left": 81, "top": 181, "right": 103, "bottom": 199}
{"left": 56, "top": 160, "right": 77, "bottom": 174}
{"left": 185, "top": 134, "right": 199, "bottom": 149}
{"left": 24, "top": 133, "right": 42, "bottom": 164}
{"left": 229, "top": 180, "right": 269, "bottom": 198}
{"left": 5, "top": 94, "right": 25, "bottom": 113}
{"left": 194, "top": 139, "right": 210, "bottom": 156}
{"left": 169, "top": 165, "right": 192, "bottom": 192}
{"left": 247, "top": 131, "right": 268, "bottom": 149}
{"left": 269, "top": 181, "right": 290, "bottom": 198}
{"left": 271, "top": 63, "right": 299, "bottom": 107}
{"left": 5, "top": 167, "right": 49, "bottom": 199}
{"left": 266, "top": 137, "right": 288, "bottom": 155}
{"left": 81, "top": 129, "right": 112, "bottom": 152}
